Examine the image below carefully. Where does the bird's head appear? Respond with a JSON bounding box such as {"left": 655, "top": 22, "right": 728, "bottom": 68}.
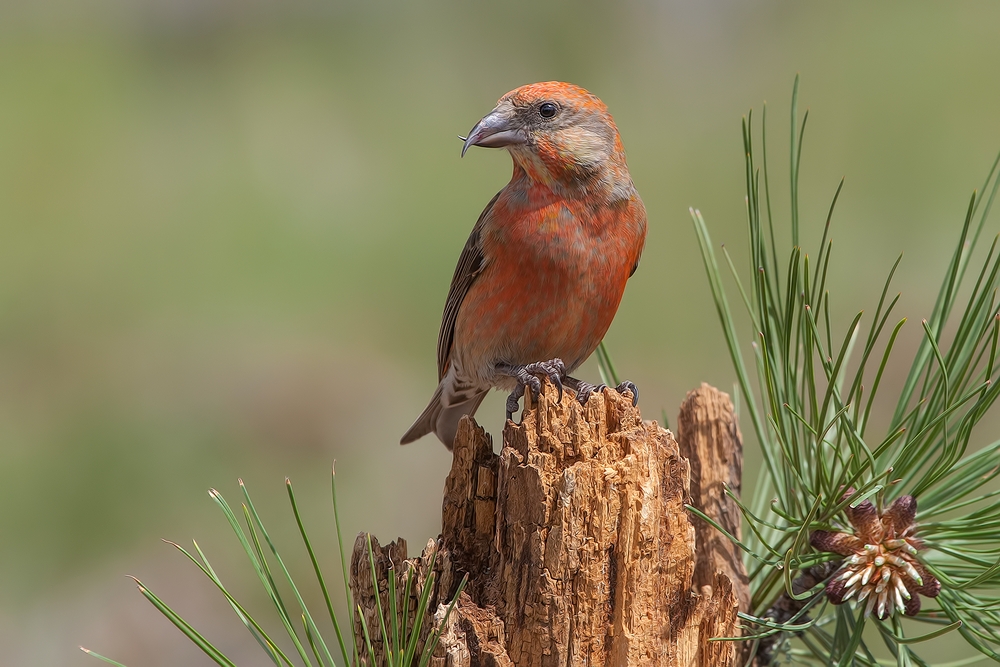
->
{"left": 461, "top": 82, "right": 632, "bottom": 197}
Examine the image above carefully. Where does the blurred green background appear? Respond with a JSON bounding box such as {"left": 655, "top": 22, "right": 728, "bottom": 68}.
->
{"left": 2, "top": 0, "right": 1000, "bottom": 664}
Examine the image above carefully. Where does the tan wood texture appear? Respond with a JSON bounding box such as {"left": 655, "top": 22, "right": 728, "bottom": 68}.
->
{"left": 352, "top": 381, "right": 748, "bottom": 666}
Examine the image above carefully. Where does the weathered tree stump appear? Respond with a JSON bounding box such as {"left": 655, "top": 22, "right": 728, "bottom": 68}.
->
{"left": 676, "top": 383, "right": 751, "bottom": 615}
{"left": 352, "top": 381, "right": 748, "bottom": 666}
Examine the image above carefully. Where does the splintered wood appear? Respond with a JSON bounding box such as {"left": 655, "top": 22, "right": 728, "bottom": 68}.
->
{"left": 676, "top": 384, "right": 751, "bottom": 614}
{"left": 352, "top": 382, "right": 746, "bottom": 666}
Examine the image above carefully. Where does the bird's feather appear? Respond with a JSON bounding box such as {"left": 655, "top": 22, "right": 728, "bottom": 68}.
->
{"left": 436, "top": 190, "right": 500, "bottom": 379}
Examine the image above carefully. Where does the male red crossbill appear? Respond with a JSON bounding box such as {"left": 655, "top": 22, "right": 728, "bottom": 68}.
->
{"left": 401, "top": 82, "right": 647, "bottom": 449}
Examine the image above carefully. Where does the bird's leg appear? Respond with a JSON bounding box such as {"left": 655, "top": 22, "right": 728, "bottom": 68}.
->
{"left": 564, "top": 376, "right": 640, "bottom": 407}
{"left": 496, "top": 358, "right": 566, "bottom": 421}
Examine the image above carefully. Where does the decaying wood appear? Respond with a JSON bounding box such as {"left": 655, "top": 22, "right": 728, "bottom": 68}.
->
{"left": 676, "top": 384, "right": 751, "bottom": 613}
{"left": 352, "top": 381, "right": 747, "bottom": 666}
{"left": 349, "top": 534, "right": 510, "bottom": 666}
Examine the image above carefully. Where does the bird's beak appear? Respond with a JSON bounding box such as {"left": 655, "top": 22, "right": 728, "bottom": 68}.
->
{"left": 460, "top": 104, "right": 528, "bottom": 157}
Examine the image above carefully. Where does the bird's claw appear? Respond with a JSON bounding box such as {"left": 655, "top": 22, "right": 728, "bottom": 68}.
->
{"left": 505, "top": 385, "right": 524, "bottom": 422}
{"left": 523, "top": 359, "right": 565, "bottom": 403}
{"left": 615, "top": 380, "right": 639, "bottom": 406}
{"left": 497, "top": 361, "right": 636, "bottom": 422}
{"left": 565, "top": 377, "right": 639, "bottom": 406}
{"left": 569, "top": 379, "right": 604, "bottom": 405}
{"left": 498, "top": 358, "right": 566, "bottom": 422}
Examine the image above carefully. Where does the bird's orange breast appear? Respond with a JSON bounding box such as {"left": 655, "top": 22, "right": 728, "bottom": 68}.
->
{"left": 451, "top": 179, "right": 646, "bottom": 382}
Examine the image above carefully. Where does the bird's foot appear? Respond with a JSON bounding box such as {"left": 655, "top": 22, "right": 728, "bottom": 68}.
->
{"left": 564, "top": 376, "right": 639, "bottom": 407}
{"left": 615, "top": 380, "right": 639, "bottom": 405}
{"left": 496, "top": 358, "right": 566, "bottom": 421}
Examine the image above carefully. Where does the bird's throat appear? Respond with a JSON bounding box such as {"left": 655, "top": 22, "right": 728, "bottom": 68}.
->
{"left": 508, "top": 143, "right": 632, "bottom": 203}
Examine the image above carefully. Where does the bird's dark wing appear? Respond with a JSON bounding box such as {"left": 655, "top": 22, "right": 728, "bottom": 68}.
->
{"left": 436, "top": 190, "right": 501, "bottom": 379}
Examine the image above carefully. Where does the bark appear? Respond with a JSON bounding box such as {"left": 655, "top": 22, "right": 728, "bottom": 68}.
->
{"left": 352, "top": 381, "right": 748, "bottom": 666}
{"left": 676, "top": 384, "right": 751, "bottom": 614}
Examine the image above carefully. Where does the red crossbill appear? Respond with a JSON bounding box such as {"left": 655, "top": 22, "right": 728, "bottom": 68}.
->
{"left": 401, "top": 82, "right": 647, "bottom": 449}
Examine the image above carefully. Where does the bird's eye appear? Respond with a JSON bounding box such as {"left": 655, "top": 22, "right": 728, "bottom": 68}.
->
{"left": 538, "top": 102, "right": 558, "bottom": 119}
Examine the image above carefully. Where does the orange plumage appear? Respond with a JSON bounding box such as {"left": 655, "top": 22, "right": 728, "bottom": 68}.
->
{"left": 401, "top": 82, "right": 647, "bottom": 448}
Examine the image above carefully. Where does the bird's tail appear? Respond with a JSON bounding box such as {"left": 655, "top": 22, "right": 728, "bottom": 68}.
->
{"left": 400, "top": 383, "right": 488, "bottom": 450}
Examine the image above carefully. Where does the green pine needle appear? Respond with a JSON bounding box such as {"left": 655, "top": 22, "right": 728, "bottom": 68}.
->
{"left": 695, "top": 76, "right": 1000, "bottom": 664}
{"left": 87, "top": 473, "right": 466, "bottom": 667}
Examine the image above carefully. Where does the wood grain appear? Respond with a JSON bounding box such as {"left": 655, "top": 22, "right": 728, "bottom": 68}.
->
{"left": 352, "top": 381, "right": 747, "bottom": 666}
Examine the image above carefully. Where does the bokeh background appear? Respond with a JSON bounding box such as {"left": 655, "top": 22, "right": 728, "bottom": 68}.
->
{"left": 2, "top": 0, "right": 1000, "bottom": 664}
